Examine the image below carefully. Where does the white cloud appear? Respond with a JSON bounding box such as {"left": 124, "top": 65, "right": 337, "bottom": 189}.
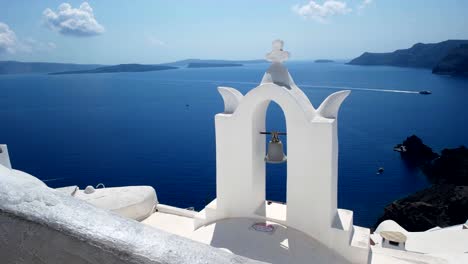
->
{"left": 293, "top": 0, "right": 352, "bottom": 23}
{"left": 147, "top": 35, "right": 166, "bottom": 47}
{"left": 0, "top": 22, "right": 56, "bottom": 56}
{"left": 359, "top": 0, "right": 373, "bottom": 9}
{"left": 43, "top": 2, "right": 104, "bottom": 37}
{"left": 0, "top": 22, "right": 17, "bottom": 54}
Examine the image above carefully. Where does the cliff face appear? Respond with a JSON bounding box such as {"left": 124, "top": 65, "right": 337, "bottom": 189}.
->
{"left": 376, "top": 136, "right": 468, "bottom": 231}
{"left": 423, "top": 146, "right": 468, "bottom": 185}
{"left": 432, "top": 44, "right": 468, "bottom": 76}
{"left": 376, "top": 185, "right": 468, "bottom": 231}
{"left": 349, "top": 40, "right": 468, "bottom": 69}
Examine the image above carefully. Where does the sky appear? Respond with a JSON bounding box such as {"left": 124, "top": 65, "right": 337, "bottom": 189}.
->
{"left": 0, "top": 0, "right": 467, "bottom": 64}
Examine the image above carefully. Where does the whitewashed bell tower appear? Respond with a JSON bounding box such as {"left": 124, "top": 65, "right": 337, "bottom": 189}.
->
{"left": 195, "top": 40, "right": 370, "bottom": 263}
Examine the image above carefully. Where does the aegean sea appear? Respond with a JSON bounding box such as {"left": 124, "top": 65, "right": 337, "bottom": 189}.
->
{"left": 0, "top": 61, "right": 466, "bottom": 227}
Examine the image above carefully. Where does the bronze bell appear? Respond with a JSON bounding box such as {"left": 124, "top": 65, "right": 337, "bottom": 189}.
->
{"left": 265, "top": 131, "right": 287, "bottom": 163}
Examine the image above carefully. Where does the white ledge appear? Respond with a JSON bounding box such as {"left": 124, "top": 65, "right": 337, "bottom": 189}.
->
{"left": 0, "top": 165, "right": 265, "bottom": 264}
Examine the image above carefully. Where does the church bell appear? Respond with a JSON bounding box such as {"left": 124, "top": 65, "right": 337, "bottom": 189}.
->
{"left": 263, "top": 131, "right": 287, "bottom": 163}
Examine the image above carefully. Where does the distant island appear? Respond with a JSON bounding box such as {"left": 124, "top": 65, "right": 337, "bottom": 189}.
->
{"left": 314, "top": 59, "right": 334, "bottom": 63}
{"left": 393, "top": 135, "right": 439, "bottom": 167}
{"left": 0, "top": 59, "right": 267, "bottom": 75}
{"left": 375, "top": 135, "right": 468, "bottom": 231}
{"left": 0, "top": 61, "right": 101, "bottom": 75}
{"left": 349, "top": 40, "right": 468, "bottom": 77}
{"left": 187, "top": 62, "right": 242, "bottom": 68}
{"left": 164, "top": 59, "right": 266, "bottom": 67}
{"left": 49, "top": 64, "right": 177, "bottom": 75}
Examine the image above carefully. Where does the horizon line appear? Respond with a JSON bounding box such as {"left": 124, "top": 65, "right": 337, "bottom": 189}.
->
{"left": 0, "top": 58, "right": 352, "bottom": 66}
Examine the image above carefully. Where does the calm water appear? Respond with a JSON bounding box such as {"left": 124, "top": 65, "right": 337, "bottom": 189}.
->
{"left": 1, "top": 62, "right": 467, "bottom": 227}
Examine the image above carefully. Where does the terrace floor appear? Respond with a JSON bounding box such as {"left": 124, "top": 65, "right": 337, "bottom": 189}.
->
{"left": 143, "top": 212, "right": 349, "bottom": 264}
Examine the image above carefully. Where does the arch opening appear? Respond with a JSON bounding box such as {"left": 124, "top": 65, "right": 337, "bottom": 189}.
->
{"left": 265, "top": 101, "right": 287, "bottom": 205}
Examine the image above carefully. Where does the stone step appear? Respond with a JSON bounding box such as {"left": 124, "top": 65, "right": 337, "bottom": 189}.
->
{"left": 334, "top": 209, "right": 353, "bottom": 232}
{"left": 350, "top": 225, "right": 370, "bottom": 249}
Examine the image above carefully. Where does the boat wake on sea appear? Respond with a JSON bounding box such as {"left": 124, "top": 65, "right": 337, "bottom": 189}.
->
{"left": 299, "top": 84, "right": 421, "bottom": 94}
{"left": 160, "top": 79, "right": 422, "bottom": 94}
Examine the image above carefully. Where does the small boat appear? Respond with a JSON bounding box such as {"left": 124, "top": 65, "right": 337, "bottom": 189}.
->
{"left": 377, "top": 167, "right": 384, "bottom": 174}
{"left": 419, "top": 90, "right": 432, "bottom": 95}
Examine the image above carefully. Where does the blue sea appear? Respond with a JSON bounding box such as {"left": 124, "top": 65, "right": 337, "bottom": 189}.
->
{"left": 1, "top": 62, "right": 467, "bottom": 227}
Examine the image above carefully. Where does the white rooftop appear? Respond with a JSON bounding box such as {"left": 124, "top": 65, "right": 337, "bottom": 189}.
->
{"left": 144, "top": 212, "right": 351, "bottom": 264}
{"left": 143, "top": 210, "right": 468, "bottom": 264}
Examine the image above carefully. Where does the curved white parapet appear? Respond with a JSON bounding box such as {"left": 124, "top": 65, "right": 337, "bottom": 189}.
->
{"left": 11, "top": 169, "right": 48, "bottom": 188}
{"left": 217, "top": 86, "right": 244, "bottom": 114}
{"left": 72, "top": 186, "right": 158, "bottom": 221}
{"left": 0, "top": 165, "right": 264, "bottom": 264}
{"left": 375, "top": 220, "right": 409, "bottom": 235}
{"left": 317, "top": 90, "right": 351, "bottom": 119}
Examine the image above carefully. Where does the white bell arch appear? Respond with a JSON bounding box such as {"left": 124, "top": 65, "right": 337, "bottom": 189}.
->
{"left": 214, "top": 77, "right": 349, "bottom": 230}
{"left": 194, "top": 40, "right": 370, "bottom": 263}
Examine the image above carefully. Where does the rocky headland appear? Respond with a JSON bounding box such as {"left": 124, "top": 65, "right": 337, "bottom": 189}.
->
{"left": 376, "top": 135, "right": 468, "bottom": 231}
{"left": 432, "top": 44, "right": 468, "bottom": 77}
{"left": 349, "top": 40, "right": 468, "bottom": 77}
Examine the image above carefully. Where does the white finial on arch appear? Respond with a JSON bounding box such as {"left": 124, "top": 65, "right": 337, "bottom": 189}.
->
{"left": 217, "top": 39, "right": 350, "bottom": 120}
{"left": 266, "top": 39, "right": 290, "bottom": 63}
{"left": 261, "top": 39, "right": 295, "bottom": 89}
